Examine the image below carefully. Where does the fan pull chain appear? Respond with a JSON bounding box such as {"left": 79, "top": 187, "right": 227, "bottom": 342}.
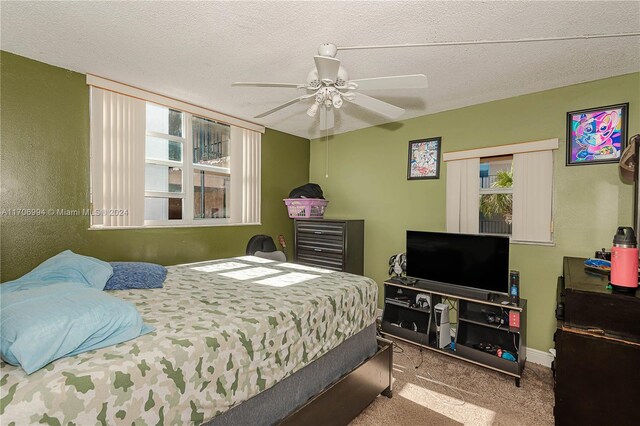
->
{"left": 325, "top": 128, "right": 329, "bottom": 178}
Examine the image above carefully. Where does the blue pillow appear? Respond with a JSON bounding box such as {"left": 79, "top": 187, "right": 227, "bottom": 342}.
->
{"left": 105, "top": 262, "right": 167, "bottom": 290}
{"left": 0, "top": 281, "right": 153, "bottom": 374}
{"left": 2, "top": 250, "right": 113, "bottom": 292}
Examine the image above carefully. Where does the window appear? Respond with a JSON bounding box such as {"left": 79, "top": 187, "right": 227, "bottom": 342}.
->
{"left": 89, "top": 78, "right": 263, "bottom": 228}
{"left": 444, "top": 139, "right": 557, "bottom": 244}
{"left": 192, "top": 116, "right": 231, "bottom": 220}
{"left": 479, "top": 155, "right": 513, "bottom": 235}
{"left": 143, "top": 104, "right": 232, "bottom": 225}
{"left": 144, "top": 105, "right": 185, "bottom": 222}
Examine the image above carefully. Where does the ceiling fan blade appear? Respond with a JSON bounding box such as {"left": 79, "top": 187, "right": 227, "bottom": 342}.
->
{"left": 254, "top": 94, "right": 315, "bottom": 118}
{"left": 346, "top": 93, "right": 405, "bottom": 119}
{"left": 314, "top": 56, "right": 340, "bottom": 82}
{"left": 349, "top": 74, "right": 428, "bottom": 90}
{"left": 232, "top": 82, "right": 306, "bottom": 88}
{"left": 319, "top": 106, "right": 335, "bottom": 131}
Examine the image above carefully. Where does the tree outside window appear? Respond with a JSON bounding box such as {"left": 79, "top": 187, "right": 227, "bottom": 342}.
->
{"left": 479, "top": 156, "right": 513, "bottom": 235}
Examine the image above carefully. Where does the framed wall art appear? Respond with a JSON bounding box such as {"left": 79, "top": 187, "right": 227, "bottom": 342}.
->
{"left": 566, "top": 103, "right": 628, "bottom": 166}
{"left": 408, "top": 137, "right": 441, "bottom": 180}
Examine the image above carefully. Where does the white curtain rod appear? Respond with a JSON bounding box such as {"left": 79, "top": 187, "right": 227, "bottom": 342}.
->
{"left": 337, "top": 32, "right": 640, "bottom": 51}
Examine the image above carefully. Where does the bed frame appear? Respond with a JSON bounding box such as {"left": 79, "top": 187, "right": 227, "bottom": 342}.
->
{"left": 279, "top": 337, "right": 393, "bottom": 425}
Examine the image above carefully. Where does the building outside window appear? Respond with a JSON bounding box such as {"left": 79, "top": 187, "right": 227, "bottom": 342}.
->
{"left": 144, "top": 104, "right": 231, "bottom": 224}
{"left": 192, "top": 116, "right": 230, "bottom": 220}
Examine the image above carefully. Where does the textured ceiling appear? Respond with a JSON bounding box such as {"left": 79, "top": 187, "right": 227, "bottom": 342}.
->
{"left": 2, "top": 1, "right": 639, "bottom": 139}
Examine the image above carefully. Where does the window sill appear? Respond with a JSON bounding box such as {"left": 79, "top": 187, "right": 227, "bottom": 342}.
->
{"left": 88, "top": 222, "right": 261, "bottom": 230}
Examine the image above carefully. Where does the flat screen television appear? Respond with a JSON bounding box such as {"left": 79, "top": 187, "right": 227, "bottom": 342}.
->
{"left": 406, "top": 230, "right": 510, "bottom": 294}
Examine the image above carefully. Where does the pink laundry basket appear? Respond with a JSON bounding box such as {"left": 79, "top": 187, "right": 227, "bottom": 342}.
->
{"left": 283, "top": 198, "right": 328, "bottom": 219}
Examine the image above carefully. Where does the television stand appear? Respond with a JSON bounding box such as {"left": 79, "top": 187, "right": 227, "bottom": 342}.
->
{"left": 381, "top": 278, "right": 526, "bottom": 386}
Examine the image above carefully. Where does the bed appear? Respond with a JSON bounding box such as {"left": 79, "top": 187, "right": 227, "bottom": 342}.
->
{"left": 0, "top": 256, "right": 392, "bottom": 425}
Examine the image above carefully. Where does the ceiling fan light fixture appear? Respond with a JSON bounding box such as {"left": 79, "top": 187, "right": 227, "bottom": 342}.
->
{"left": 307, "top": 102, "right": 320, "bottom": 117}
{"left": 306, "top": 69, "right": 321, "bottom": 88}
{"left": 342, "top": 92, "right": 356, "bottom": 101}
{"left": 331, "top": 92, "right": 343, "bottom": 108}
{"left": 336, "top": 66, "right": 349, "bottom": 86}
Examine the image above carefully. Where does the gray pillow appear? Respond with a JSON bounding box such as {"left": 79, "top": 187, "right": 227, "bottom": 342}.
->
{"left": 254, "top": 251, "right": 287, "bottom": 262}
{"left": 105, "top": 262, "right": 167, "bottom": 290}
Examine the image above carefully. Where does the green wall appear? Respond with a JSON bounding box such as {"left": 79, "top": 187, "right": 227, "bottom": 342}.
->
{"left": 310, "top": 72, "right": 639, "bottom": 352}
{"left": 0, "top": 51, "right": 310, "bottom": 282}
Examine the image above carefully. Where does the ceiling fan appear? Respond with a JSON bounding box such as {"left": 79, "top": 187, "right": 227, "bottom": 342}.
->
{"left": 232, "top": 43, "right": 428, "bottom": 131}
{"left": 232, "top": 33, "right": 640, "bottom": 131}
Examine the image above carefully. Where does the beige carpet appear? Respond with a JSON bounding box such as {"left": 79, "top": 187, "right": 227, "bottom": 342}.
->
{"left": 351, "top": 338, "right": 554, "bottom": 426}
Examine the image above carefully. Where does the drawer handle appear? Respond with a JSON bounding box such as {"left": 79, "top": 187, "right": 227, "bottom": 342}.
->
{"left": 314, "top": 248, "right": 323, "bottom": 252}
{"left": 314, "top": 231, "right": 322, "bottom": 234}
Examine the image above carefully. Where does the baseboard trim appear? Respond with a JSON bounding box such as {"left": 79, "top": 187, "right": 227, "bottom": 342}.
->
{"left": 525, "top": 347, "right": 554, "bottom": 368}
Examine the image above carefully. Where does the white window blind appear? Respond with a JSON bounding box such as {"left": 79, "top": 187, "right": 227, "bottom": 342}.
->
{"left": 90, "top": 88, "right": 146, "bottom": 227}
{"left": 512, "top": 150, "right": 553, "bottom": 243}
{"left": 230, "top": 127, "right": 261, "bottom": 224}
{"left": 242, "top": 129, "right": 261, "bottom": 224}
{"left": 446, "top": 158, "right": 480, "bottom": 233}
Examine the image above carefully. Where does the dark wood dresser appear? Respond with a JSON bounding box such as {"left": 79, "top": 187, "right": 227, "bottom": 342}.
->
{"left": 554, "top": 257, "right": 640, "bottom": 425}
{"left": 294, "top": 219, "right": 364, "bottom": 274}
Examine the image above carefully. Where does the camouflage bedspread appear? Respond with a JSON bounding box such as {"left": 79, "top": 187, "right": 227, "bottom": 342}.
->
{"left": 0, "top": 256, "right": 377, "bottom": 425}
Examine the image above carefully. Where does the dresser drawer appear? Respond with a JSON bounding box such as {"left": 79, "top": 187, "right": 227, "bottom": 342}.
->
{"left": 296, "top": 235, "right": 344, "bottom": 253}
{"left": 298, "top": 247, "right": 344, "bottom": 261}
{"left": 296, "top": 251, "right": 344, "bottom": 271}
{"left": 296, "top": 221, "right": 345, "bottom": 237}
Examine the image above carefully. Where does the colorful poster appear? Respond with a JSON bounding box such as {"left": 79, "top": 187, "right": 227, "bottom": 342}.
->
{"left": 408, "top": 137, "right": 441, "bottom": 179}
{"left": 567, "top": 104, "right": 628, "bottom": 165}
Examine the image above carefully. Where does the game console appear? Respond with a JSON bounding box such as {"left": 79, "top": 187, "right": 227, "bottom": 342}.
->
{"left": 434, "top": 303, "right": 450, "bottom": 349}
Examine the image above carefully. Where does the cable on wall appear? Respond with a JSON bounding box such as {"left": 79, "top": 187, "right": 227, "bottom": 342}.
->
{"left": 337, "top": 32, "right": 640, "bottom": 51}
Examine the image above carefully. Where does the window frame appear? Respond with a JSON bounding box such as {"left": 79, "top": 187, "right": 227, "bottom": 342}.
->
{"left": 144, "top": 104, "right": 232, "bottom": 227}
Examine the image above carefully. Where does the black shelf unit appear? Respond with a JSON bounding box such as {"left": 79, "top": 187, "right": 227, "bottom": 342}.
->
{"left": 381, "top": 278, "right": 527, "bottom": 386}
